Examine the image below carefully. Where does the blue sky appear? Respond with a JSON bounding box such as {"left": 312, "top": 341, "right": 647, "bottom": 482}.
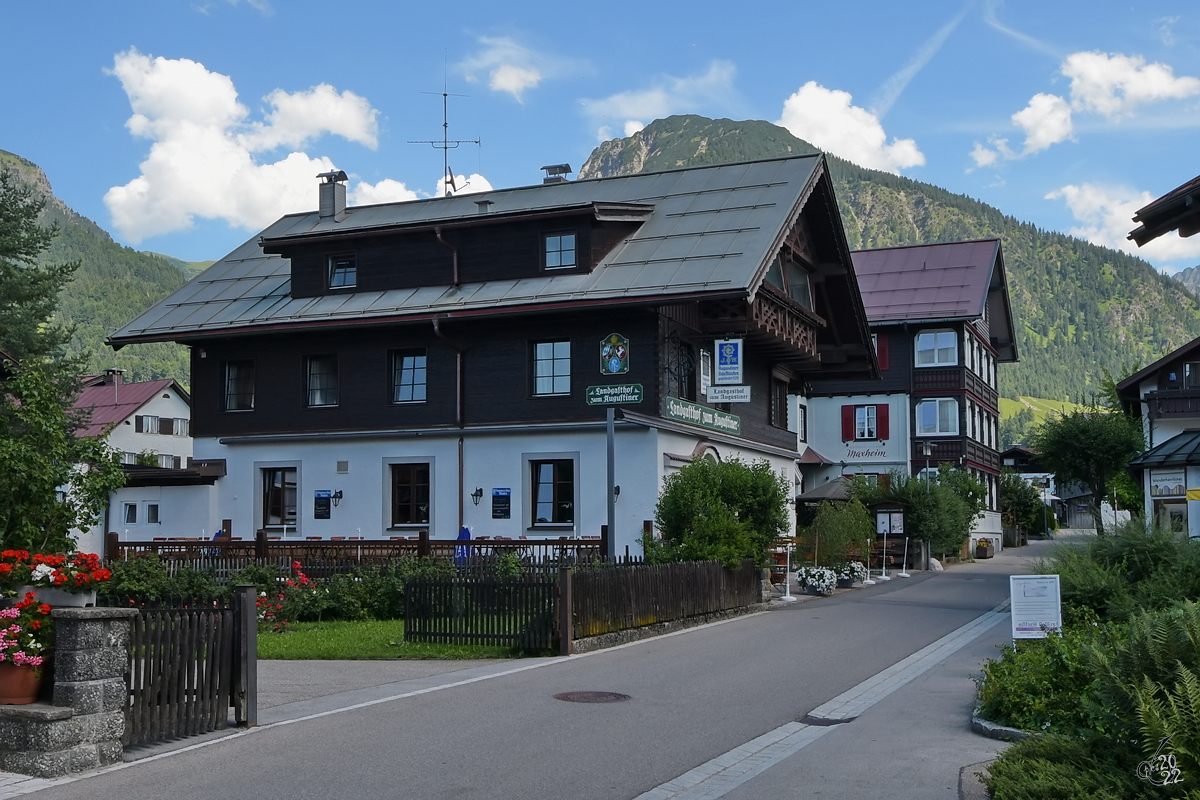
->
{"left": 3, "top": 0, "right": 1198, "bottom": 271}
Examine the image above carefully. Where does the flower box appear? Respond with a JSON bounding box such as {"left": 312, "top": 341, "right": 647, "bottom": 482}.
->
{"left": 17, "top": 587, "right": 96, "bottom": 608}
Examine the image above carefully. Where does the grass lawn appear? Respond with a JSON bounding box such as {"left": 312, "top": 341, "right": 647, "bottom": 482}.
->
{"left": 256, "top": 619, "right": 517, "bottom": 660}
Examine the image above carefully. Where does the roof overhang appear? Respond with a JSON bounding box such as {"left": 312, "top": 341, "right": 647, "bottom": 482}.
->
{"left": 1129, "top": 175, "right": 1200, "bottom": 247}
{"left": 1129, "top": 430, "right": 1200, "bottom": 469}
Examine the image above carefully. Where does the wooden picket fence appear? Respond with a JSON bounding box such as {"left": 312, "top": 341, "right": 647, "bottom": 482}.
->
{"left": 121, "top": 587, "right": 257, "bottom": 747}
{"left": 403, "top": 575, "right": 558, "bottom": 652}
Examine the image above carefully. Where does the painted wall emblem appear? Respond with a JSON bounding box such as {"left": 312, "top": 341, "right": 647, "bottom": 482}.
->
{"left": 600, "top": 333, "right": 630, "bottom": 375}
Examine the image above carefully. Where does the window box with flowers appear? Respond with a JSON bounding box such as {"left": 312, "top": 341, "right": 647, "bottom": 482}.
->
{"left": 0, "top": 550, "right": 113, "bottom": 607}
{"left": 834, "top": 561, "right": 868, "bottom": 588}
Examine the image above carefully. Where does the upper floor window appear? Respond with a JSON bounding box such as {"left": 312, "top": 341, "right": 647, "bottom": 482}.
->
{"left": 764, "top": 253, "right": 814, "bottom": 310}
{"left": 916, "top": 398, "right": 959, "bottom": 435}
{"left": 915, "top": 330, "right": 957, "bottom": 367}
{"left": 391, "top": 349, "right": 427, "bottom": 403}
{"left": 797, "top": 404, "right": 808, "bottom": 443}
{"left": 135, "top": 414, "right": 160, "bottom": 434}
{"left": 328, "top": 254, "right": 356, "bottom": 289}
{"left": 544, "top": 233, "right": 576, "bottom": 270}
{"left": 1185, "top": 363, "right": 1200, "bottom": 389}
{"left": 769, "top": 378, "right": 788, "bottom": 429}
{"left": 306, "top": 355, "right": 339, "bottom": 407}
{"left": 841, "top": 404, "right": 889, "bottom": 441}
{"left": 224, "top": 361, "right": 255, "bottom": 411}
{"left": 533, "top": 341, "right": 571, "bottom": 396}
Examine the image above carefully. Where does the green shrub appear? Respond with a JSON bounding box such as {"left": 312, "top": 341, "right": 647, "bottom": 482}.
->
{"left": 983, "top": 734, "right": 1158, "bottom": 800}
{"left": 647, "top": 457, "right": 789, "bottom": 569}
{"left": 99, "top": 554, "right": 170, "bottom": 600}
{"left": 493, "top": 552, "right": 524, "bottom": 578}
{"left": 163, "top": 565, "right": 223, "bottom": 598}
{"left": 975, "top": 612, "right": 1102, "bottom": 734}
{"left": 799, "top": 499, "right": 873, "bottom": 567}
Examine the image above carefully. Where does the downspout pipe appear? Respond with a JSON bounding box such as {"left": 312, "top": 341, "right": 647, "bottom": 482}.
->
{"left": 435, "top": 226, "right": 459, "bottom": 287}
{"left": 433, "top": 317, "right": 466, "bottom": 532}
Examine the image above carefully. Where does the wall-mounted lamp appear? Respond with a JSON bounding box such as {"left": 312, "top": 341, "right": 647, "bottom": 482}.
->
{"left": 471, "top": 487, "right": 484, "bottom": 506}
{"left": 332, "top": 490, "right": 344, "bottom": 507}
{"left": 613, "top": 485, "right": 621, "bottom": 500}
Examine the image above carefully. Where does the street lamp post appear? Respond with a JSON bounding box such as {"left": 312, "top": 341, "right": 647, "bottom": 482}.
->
{"left": 918, "top": 441, "right": 935, "bottom": 569}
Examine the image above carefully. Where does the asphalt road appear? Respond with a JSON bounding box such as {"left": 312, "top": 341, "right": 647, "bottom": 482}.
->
{"left": 26, "top": 540, "right": 1054, "bottom": 800}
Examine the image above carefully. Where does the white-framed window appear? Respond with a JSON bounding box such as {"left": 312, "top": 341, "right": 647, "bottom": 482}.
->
{"left": 533, "top": 341, "right": 571, "bottom": 396}
{"left": 306, "top": 355, "right": 339, "bottom": 407}
{"left": 157, "top": 454, "right": 181, "bottom": 469}
{"left": 390, "top": 463, "right": 431, "bottom": 527}
{"left": 544, "top": 232, "right": 577, "bottom": 270}
{"left": 261, "top": 466, "right": 298, "bottom": 535}
{"left": 122, "top": 452, "right": 137, "bottom": 465}
{"left": 915, "top": 330, "right": 957, "bottom": 366}
{"left": 173, "top": 418, "right": 189, "bottom": 436}
{"left": 390, "top": 349, "right": 427, "bottom": 404}
{"left": 136, "top": 415, "right": 160, "bottom": 434}
{"left": 224, "top": 360, "right": 255, "bottom": 411}
{"left": 146, "top": 504, "right": 160, "bottom": 525}
{"left": 123, "top": 503, "right": 137, "bottom": 525}
{"left": 328, "top": 253, "right": 356, "bottom": 288}
{"left": 856, "top": 405, "right": 876, "bottom": 440}
{"left": 916, "top": 398, "right": 959, "bottom": 435}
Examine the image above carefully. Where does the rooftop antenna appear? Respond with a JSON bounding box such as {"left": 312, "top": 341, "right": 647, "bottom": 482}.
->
{"left": 409, "top": 68, "right": 480, "bottom": 197}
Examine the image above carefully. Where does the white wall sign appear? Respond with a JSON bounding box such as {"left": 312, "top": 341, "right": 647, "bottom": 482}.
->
{"left": 700, "top": 349, "right": 712, "bottom": 395}
{"left": 706, "top": 385, "right": 751, "bottom": 403}
{"left": 1010, "top": 574, "right": 1062, "bottom": 639}
{"left": 714, "top": 339, "right": 743, "bottom": 385}
{"left": 1150, "top": 469, "right": 1186, "bottom": 498}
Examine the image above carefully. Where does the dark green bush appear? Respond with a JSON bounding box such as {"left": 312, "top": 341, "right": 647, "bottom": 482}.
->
{"left": 984, "top": 734, "right": 1159, "bottom": 800}
{"left": 99, "top": 555, "right": 170, "bottom": 600}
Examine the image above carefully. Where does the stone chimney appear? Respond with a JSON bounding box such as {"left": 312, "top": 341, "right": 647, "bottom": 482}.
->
{"left": 317, "top": 170, "right": 348, "bottom": 222}
{"left": 101, "top": 368, "right": 125, "bottom": 386}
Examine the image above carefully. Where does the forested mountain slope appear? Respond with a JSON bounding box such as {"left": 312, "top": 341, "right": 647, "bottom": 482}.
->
{"left": 1, "top": 150, "right": 190, "bottom": 384}
{"left": 581, "top": 116, "right": 1200, "bottom": 400}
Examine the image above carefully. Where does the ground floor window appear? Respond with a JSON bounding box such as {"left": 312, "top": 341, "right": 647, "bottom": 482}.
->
{"left": 391, "top": 463, "right": 430, "bottom": 526}
{"left": 123, "top": 503, "right": 137, "bottom": 525}
{"left": 262, "top": 467, "right": 297, "bottom": 531}
{"left": 531, "top": 459, "right": 574, "bottom": 525}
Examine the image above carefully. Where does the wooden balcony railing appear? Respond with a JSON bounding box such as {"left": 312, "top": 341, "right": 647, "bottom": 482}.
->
{"left": 1146, "top": 390, "right": 1200, "bottom": 420}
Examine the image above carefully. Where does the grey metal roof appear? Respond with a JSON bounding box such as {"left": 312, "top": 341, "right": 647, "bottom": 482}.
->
{"left": 111, "top": 156, "right": 826, "bottom": 344}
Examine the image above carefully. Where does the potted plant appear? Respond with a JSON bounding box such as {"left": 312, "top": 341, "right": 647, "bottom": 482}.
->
{"left": 834, "top": 561, "right": 868, "bottom": 588}
{"left": 796, "top": 566, "right": 837, "bottom": 596}
{"left": 0, "top": 592, "right": 54, "bottom": 704}
{"left": 0, "top": 550, "right": 112, "bottom": 607}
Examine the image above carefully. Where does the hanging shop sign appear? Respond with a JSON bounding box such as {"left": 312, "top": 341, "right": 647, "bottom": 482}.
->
{"left": 586, "top": 384, "right": 644, "bottom": 405}
{"left": 705, "top": 385, "right": 751, "bottom": 403}
{"left": 714, "top": 339, "right": 743, "bottom": 385}
{"left": 600, "top": 333, "right": 630, "bottom": 375}
{"left": 700, "top": 349, "right": 712, "bottom": 395}
{"left": 663, "top": 397, "right": 741, "bottom": 435}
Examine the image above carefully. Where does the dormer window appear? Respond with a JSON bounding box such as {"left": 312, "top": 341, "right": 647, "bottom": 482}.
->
{"left": 328, "top": 254, "right": 356, "bottom": 289}
{"left": 544, "top": 233, "right": 576, "bottom": 270}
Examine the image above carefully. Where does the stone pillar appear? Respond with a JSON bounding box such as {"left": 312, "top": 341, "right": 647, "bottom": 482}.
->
{"left": 0, "top": 607, "right": 136, "bottom": 778}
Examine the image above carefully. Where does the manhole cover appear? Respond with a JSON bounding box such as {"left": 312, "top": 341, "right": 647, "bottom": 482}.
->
{"left": 554, "top": 691, "right": 631, "bottom": 703}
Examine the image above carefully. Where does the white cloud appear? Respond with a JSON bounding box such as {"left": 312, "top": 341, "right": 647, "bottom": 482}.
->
{"left": 1011, "top": 93, "right": 1074, "bottom": 153}
{"left": 434, "top": 173, "right": 495, "bottom": 198}
{"left": 968, "top": 142, "right": 999, "bottom": 169}
{"left": 623, "top": 120, "right": 645, "bottom": 137}
{"left": 583, "top": 61, "right": 738, "bottom": 141}
{"left": 349, "top": 179, "right": 419, "bottom": 206}
{"left": 871, "top": 1, "right": 971, "bottom": 118}
{"left": 1063, "top": 51, "right": 1200, "bottom": 119}
{"left": 1157, "top": 16, "right": 1181, "bottom": 47}
{"left": 459, "top": 37, "right": 580, "bottom": 102}
{"left": 972, "top": 50, "right": 1200, "bottom": 166}
{"left": 103, "top": 49, "right": 382, "bottom": 242}
{"left": 776, "top": 82, "right": 925, "bottom": 174}
{"left": 1047, "top": 183, "right": 1200, "bottom": 267}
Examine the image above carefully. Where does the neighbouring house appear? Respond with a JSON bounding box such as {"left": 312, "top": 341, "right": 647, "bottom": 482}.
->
{"left": 1120, "top": 175, "right": 1200, "bottom": 536}
{"left": 107, "top": 156, "right": 878, "bottom": 553}
{"left": 1118, "top": 338, "right": 1200, "bottom": 536}
{"left": 71, "top": 369, "right": 208, "bottom": 551}
{"left": 801, "top": 239, "right": 1019, "bottom": 557}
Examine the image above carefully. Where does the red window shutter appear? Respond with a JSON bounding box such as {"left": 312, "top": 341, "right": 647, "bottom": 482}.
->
{"left": 841, "top": 405, "right": 855, "bottom": 441}
{"left": 134, "top": 415, "right": 143, "bottom": 433}
{"left": 876, "top": 335, "right": 889, "bottom": 371}
{"left": 876, "top": 405, "right": 890, "bottom": 439}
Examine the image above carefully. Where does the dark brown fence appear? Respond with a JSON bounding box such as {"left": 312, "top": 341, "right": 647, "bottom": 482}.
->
{"left": 122, "top": 586, "right": 256, "bottom": 747}
{"left": 404, "top": 575, "right": 558, "bottom": 652}
{"left": 105, "top": 530, "right": 609, "bottom": 581}
{"left": 571, "top": 560, "right": 761, "bottom": 640}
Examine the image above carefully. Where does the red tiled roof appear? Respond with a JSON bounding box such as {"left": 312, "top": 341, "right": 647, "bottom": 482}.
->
{"left": 72, "top": 379, "right": 182, "bottom": 437}
{"left": 850, "top": 239, "right": 1000, "bottom": 323}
